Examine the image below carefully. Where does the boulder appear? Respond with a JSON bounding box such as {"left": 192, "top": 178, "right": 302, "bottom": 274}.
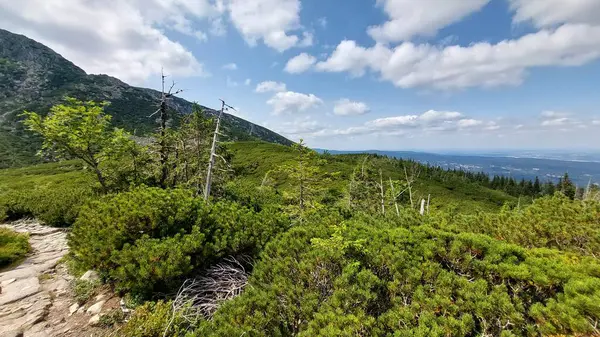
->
{"left": 79, "top": 271, "right": 99, "bottom": 283}
{"left": 86, "top": 300, "right": 105, "bottom": 315}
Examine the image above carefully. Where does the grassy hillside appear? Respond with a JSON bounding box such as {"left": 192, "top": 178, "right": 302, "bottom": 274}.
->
{"left": 228, "top": 141, "right": 517, "bottom": 213}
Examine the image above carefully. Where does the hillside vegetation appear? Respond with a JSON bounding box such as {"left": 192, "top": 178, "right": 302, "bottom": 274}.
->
{"left": 1, "top": 94, "right": 599, "bottom": 337}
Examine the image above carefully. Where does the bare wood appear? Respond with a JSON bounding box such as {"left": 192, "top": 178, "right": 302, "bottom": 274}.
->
{"left": 379, "top": 169, "right": 385, "bottom": 214}
{"left": 389, "top": 177, "right": 400, "bottom": 217}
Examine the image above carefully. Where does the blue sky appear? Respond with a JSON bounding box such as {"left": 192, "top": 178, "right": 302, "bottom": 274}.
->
{"left": 2, "top": 0, "right": 600, "bottom": 151}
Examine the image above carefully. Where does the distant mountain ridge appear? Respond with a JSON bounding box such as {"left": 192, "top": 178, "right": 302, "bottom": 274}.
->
{"left": 0, "top": 28, "right": 292, "bottom": 168}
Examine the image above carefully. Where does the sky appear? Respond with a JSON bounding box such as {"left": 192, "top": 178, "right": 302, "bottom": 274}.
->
{"left": 2, "top": 0, "right": 600, "bottom": 151}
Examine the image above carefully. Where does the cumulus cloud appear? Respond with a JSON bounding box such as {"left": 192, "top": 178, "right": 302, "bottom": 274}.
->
{"left": 266, "top": 91, "right": 323, "bottom": 115}
{"left": 222, "top": 63, "right": 238, "bottom": 70}
{"left": 333, "top": 99, "right": 370, "bottom": 116}
{"left": 226, "top": 0, "right": 305, "bottom": 52}
{"left": 271, "top": 116, "right": 326, "bottom": 137}
{"left": 0, "top": 0, "right": 211, "bottom": 84}
{"left": 285, "top": 53, "right": 317, "bottom": 74}
{"left": 316, "top": 24, "right": 600, "bottom": 89}
{"left": 509, "top": 0, "right": 600, "bottom": 27}
{"left": 368, "top": 0, "right": 490, "bottom": 43}
{"left": 226, "top": 76, "right": 239, "bottom": 87}
{"left": 320, "top": 110, "right": 486, "bottom": 137}
{"left": 244, "top": 78, "right": 252, "bottom": 86}
{"left": 255, "top": 81, "right": 287, "bottom": 93}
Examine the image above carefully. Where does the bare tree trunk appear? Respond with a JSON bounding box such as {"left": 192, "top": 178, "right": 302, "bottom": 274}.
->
{"left": 404, "top": 166, "right": 414, "bottom": 208}
{"left": 379, "top": 169, "right": 385, "bottom": 215}
{"left": 426, "top": 194, "right": 431, "bottom": 214}
{"left": 159, "top": 98, "right": 168, "bottom": 188}
{"left": 92, "top": 164, "right": 107, "bottom": 192}
{"left": 420, "top": 199, "right": 425, "bottom": 215}
{"left": 389, "top": 177, "right": 400, "bottom": 217}
{"left": 204, "top": 100, "right": 224, "bottom": 201}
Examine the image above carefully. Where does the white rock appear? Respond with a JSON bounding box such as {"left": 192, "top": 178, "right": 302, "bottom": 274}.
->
{"left": 88, "top": 314, "right": 101, "bottom": 326}
{"left": 69, "top": 303, "right": 80, "bottom": 316}
{"left": 95, "top": 294, "right": 106, "bottom": 301}
{"left": 86, "top": 300, "right": 106, "bottom": 314}
{"left": 79, "top": 270, "right": 99, "bottom": 283}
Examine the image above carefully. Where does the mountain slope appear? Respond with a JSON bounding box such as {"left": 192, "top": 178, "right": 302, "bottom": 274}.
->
{"left": 0, "top": 29, "right": 292, "bottom": 168}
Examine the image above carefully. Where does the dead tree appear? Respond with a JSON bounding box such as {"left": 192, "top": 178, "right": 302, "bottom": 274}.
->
{"left": 204, "top": 99, "right": 235, "bottom": 201}
{"left": 378, "top": 169, "right": 385, "bottom": 215}
{"left": 150, "top": 69, "right": 182, "bottom": 188}
{"left": 403, "top": 162, "right": 421, "bottom": 209}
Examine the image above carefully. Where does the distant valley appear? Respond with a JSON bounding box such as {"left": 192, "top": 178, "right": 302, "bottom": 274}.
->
{"left": 318, "top": 149, "right": 600, "bottom": 186}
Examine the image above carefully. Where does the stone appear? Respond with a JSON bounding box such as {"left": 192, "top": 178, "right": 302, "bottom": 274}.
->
{"left": 88, "top": 314, "right": 101, "bottom": 326}
{"left": 0, "top": 277, "right": 41, "bottom": 306}
{"left": 68, "top": 303, "right": 79, "bottom": 316}
{"left": 79, "top": 270, "right": 99, "bottom": 283}
{"left": 95, "top": 294, "right": 106, "bottom": 301}
{"left": 86, "top": 300, "right": 105, "bottom": 315}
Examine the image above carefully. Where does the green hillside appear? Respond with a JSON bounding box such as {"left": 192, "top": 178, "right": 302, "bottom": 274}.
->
{"left": 228, "top": 141, "right": 518, "bottom": 213}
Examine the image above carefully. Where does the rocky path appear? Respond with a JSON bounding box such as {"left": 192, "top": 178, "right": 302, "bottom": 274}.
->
{"left": 0, "top": 221, "right": 120, "bottom": 337}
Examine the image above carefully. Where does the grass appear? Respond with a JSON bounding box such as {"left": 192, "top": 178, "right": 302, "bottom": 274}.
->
{"left": 0, "top": 227, "right": 30, "bottom": 268}
{"left": 227, "top": 141, "right": 517, "bottom": 213}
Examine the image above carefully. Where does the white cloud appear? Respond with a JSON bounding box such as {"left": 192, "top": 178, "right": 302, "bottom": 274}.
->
{"left": 509, "top": 0, "right": 600, "bottom": 27}
{"left": 333, "top": 99, "right": 370, "bottom": 116}
{"left": 457, "top": 119, "right": 483, "bottom": 128}
{"left": 255, "top": 81, "right": 287, "bottom": 93}
{"left": 317, "top": 24, "right": 600, "bottom": 89}
{"left": 266, "top": 91, "right": 323, "bottom": 115}
{"left": 222, "top": 63, "right": 238, "bottom": 70}
{"left": 298, "top": 32, "right": 314, "bottom": 47}
{"left": 226, "top": 76, "right": 239, "bottom": 87}
{"left": 285, "top": 53, "right": 317, "bottom": 74}
{"left": 419, "top": 110, "right": 463, "bottom": 122}
{"left": 272, "top": 116, "right": 325, "bottom": 137}
{"left": 316, "top": 109, "right": 494, "bottom": 138}
{"left": 540, "top": 110, "right": 569, "bottom": 118}
{"left": 593, "top": 120, "right": 600, "bottom": 125}
{"left": 210, "top": 17, "right": 227, "bottom": 36}
{"left": 0, "top": 0, "right": 210, "bottom": 84}
{"left": 368, "top": 0, "right": 490, "bottom": 43}
{"left": 317, "top": 17, "right": 328, "bottom": 28}
{"left": 226, "top": 0, "right": 304, "bottom": 52}
{"left": 244, "top": 78, "right": 252, "bottom": 86}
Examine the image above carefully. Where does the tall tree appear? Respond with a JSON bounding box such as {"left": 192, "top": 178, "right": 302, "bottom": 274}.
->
{"left": 23, "top": 98, "right": 134, "bottom": 191}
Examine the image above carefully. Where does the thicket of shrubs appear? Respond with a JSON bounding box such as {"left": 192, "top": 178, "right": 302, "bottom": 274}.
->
{"left": 193, "top": 217, "right": 600, "bottom": 336}
{"left": 69, "top": 186, "right": 289, "bottom": 297}
{"left": 428, "top": 194, "right": 600, "bottom": 257}
{"left": 0, "top": 227, "right": 30, "bottom": 267}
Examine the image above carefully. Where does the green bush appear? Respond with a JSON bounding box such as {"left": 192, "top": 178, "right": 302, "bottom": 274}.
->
{"left": 69, "top": 186, "right": 289, "bottom": 297}
{"left": 0, "top": 161, "right": 94, "bottom": 227}
{"left": 69, "top": 187, "right": 203, "bottom": 272}
{"left": 0, "top": 227, "right": 30, "bottom": 267}
{"left": 72, "top": 279, "right": 99, "bottom": 304}
{"left": 196, "top": 217, "right": 600, "bottom": 337}
{"left": 118, "top": 300, "right": 189, "bottom": 337}
{"left": 427, "top": 194, "right": 600, "bottom": 256}
{"left": 0, "top": 186, "right": 91, "bottom": 227}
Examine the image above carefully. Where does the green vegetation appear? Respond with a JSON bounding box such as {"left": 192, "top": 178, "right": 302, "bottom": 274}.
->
{"left": 0, "top": 227, "right": 30, "bottom": 267}
{"left": 2, "top": 98, "right": 599, "bottom": 336}
{"left": 0, "top": 161, "right": 93, "bottom": 226}
{"left": 72, "top": 278, "right": 99, "bottom": 305}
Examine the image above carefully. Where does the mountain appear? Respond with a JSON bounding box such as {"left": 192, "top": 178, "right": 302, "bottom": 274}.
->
{"left": 0, "top": 29, "right": 292, "bottom": 168}
{"left": 316, "top": 149, "right": 600, "bottom": 186}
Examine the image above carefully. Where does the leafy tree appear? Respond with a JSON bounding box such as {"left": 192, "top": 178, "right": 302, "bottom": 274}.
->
{"left": 22, "top": 98, "right": 135, "bottom": 191}
{"left": 276, "top": 139, "right": 329, "bottom": 220}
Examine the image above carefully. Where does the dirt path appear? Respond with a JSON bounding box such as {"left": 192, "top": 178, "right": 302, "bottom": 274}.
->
{"left": 0, "top": 221, "right": 120, "bottom": 337}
